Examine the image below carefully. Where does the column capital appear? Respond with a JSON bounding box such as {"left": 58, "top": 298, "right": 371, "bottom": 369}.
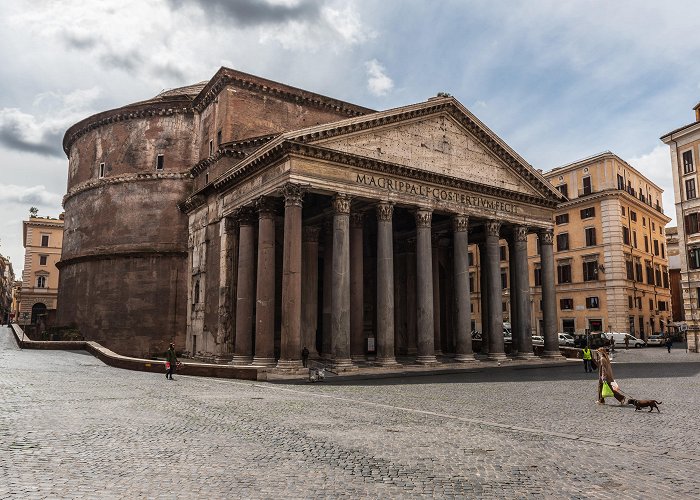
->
{"left": 452, "top": 214, "right": 469, "bottom": 232}
{"left": 279, "top": 182, "right": 307, "bottom": 207}
{"left": 302, "top": 225, "right": 321, "bottom": 243}
{"left": 332, "top": 193, "right": 352, "bottom": 215}
{"left": 255, "top": 196, "right": 276, "bottom": 219}
{"left": 350, "top": 212, "right": 364, "bottom": 228}
{"left": 376, "top": 201, "right": 394, "bottom": 221}
{"left": 514, "top": 225, "right": 529, "bottom": 242}
{"left": 235, "top": 206, "right": 256, "bottom": 226}
{"left": 485, "top": 220, "right": 501, "bottom": 238}
{"left": 538, "top": 227, "right": 554, "bottom": 245}
{"left": 223, "top": 216, "right": 238, "bottom": 234}
{"left": 415, "top": 208, "right": 432, "bottom": 228}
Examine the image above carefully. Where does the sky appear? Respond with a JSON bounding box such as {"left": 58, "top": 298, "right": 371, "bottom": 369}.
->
{"left": 1, "top": 0, "right": 700, "bottom": 277}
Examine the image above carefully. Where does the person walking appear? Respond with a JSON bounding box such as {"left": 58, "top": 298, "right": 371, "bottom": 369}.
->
{"left": 582, "top": 346, "right": 593, "bottom": 373}
{"left": 301, "top": 346, "right": 310, "bottom": 368}
{"left": 665, "top": 336, "right": 673, "bottom": 353}
{"left": 624, "top": 335, "right": 629, "bottom": 350}
{"left": 595, "top": 347, "right": 627, "bottom": 405}
{"left": 166, "top": 343, "right": 177, "bottom": 380}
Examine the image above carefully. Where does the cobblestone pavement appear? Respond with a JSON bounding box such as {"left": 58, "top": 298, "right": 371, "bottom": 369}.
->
{"left": 2, "top": 326, "right": 699, "bottom": 499}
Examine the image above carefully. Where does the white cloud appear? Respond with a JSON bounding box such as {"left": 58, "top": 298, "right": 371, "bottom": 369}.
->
{"left": 0, "top": 184, "right": 63, "bottom": 207}
{"left": 365, "top": 59, "right": 393, "bottom": 96}
{"left": 629, "top": 145, "right": 677, "bottom": 225}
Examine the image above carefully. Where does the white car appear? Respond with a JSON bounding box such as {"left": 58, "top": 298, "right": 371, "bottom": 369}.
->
{"left": 646, "top": 334, "right": 665, "bottom": 346}
{"left": 558, "top": 333, "right": 575, "bottom": 346}
{"left": 531, "top": 335, "right": 544, "bottom": 345}
{"left": 605, "top": 332, "right": 646, "bottom": 348}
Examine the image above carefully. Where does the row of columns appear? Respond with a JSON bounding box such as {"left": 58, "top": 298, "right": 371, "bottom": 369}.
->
{"left": 228, "top": 182, "right": 560, "bottom": 370}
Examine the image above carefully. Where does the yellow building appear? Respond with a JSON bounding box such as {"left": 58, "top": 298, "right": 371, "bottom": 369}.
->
{"left": 21, "top": 214, "right": 64, "bottom": 325}
{"left": 532, "top": 152, "right": 672, "bottom": 338}
{"left": 468, "top": 152, "right": 672, "bottom": 339}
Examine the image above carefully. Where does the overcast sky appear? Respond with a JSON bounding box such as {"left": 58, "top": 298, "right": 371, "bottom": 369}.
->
{"left": 1, "top": 0, "right": 699, "bottom": 276}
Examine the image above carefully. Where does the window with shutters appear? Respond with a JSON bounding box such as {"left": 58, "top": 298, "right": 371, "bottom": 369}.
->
{"left": 583, "top": 261, "right": 598, "bottom": 281}
{"left": 557, "top": 261, "right": 572, "bottom": 284}
{"left": 556, "top": 233, "right": 569, "bottom": 251}
{"left": 555, "top": 213, "right": 569, "bottom": 225}
{"left": 685, "top": 213, "right": 699, "bottom": 235}
{"left": 580, "top": 207, "right": 595, "bottom": 219}
{"left": 683, "top": 150, "right": 694, "bottom": 174}
{"left": 686, "top": 178, "right": 697, "bottom": 200}
{"left": 560, "top": 298, "right": 573, "bottom": 310}
{"left": 586, "top": 297, "right": 599, "bottom": 309}
{"left": 585, "top": 227, "right": 596, "bottom": 246}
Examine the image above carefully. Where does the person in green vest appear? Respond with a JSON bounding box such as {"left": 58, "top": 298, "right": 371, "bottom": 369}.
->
{"left": 582, "top": 345, "right": 593, "bottom": 373}
{"left": 165, "top": 343, "right": 178, "bottom": 380}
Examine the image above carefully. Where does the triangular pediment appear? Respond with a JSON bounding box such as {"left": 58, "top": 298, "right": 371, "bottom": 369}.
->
{"left": 307, "top": 113, "right": 542, "bottom": 197}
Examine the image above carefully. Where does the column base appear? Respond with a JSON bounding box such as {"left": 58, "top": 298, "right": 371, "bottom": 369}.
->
{"left": 214, "top": 354, "right": 234, "bottom": 364}
{"left": 515, "top": 352, "right": 536, "bottom": 360}
{"left": 230, "top": 355, "right": 253, "bottom": 366}
{"left": 416, "top": 355, "right": 439, "bottom": 365}
{"left": 276, "top": 359, "right": 304, "bottom": 370}
{"left": 332, "top": 358, "right": 357, "bottom": 371}
{"left": 251, "top": 357, "right": 277, "bottom": 367}
{"left": 454, "top": 353, "right": 477, "bottom": 362}
{"left": 542, "top": 350, "right": 564, "bottom": 358}
{"left": 351, "top": 354, "right": 367, "bottom": 362}
{"left": 487, "top": 352, "right": 508, "bottom": 361}
{"left": 376, "top": 357, "right": 400, "bottom": 367}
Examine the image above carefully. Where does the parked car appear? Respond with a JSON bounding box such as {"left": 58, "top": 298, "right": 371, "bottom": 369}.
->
{"left": 646, "top": 334, "right": 665, "bottom": 347}
{"left": 531, "top": 335, "right": 544, "bottom": 346}
{"left": 604, "top": 332, "right": 646, "bottom": 348}
{"left": 558, "top": 333, "right": 575, "bottom": 347}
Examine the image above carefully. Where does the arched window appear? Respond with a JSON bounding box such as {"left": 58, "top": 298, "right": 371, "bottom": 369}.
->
{"left": 31, "top": 303, "right": 47, "bottom": 324}
{"left": 37, "top": 276, "right": 46, "bottom": 288}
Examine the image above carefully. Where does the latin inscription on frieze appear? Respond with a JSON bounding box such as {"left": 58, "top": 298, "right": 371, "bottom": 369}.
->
{"left": 356, "top": 174, "right": 518, "bottom": 214}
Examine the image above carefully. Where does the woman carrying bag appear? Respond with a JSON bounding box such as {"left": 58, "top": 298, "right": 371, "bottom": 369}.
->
{"left": 596, "top": 347, "right": 627, "bottom": 405}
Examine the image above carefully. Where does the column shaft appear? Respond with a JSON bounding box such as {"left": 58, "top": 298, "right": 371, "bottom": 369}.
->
{"left": 301, "top": 226, "right": 320, "bottom": 358}
{"left": 486, "top": 220, "right": 506, "bottom": 360}
{"left": 508, "top": 236, "right": 518, "bottom": 356}
{"left": 377, "top": 202, "right": 397, "bottom": 365}
{"left": 215, "top": 217, "right": 236, "bottom": 362}
{"left": 415, "top": 209, "right": 437, "bottom": 364}
{"left": 478, "top": 243, "right": 490, "bottom": 355}
{"left": 350, "top": 214, "right": 365, "bottom": 359}
{"left": 539, "top": 228, "right": 561, "bottom": 357}
{"left": 232, "top": 209, "right": 256, "bottom": 365}
{"left": 514, "top": 226, "right": 534, "bottom": 358}
{"left": 278, "top": 184, "right": 305, "bottom": 369}
{"left": 406, "top": 239, "right": 417, "bottom": 355}
{"left": 432, "top": 236, "right": 442, "bottom": 355}
{"left": 253, "top": 198, "right": 276, "bottom": 366}
{"left": 331, "top": 194, "right": 353, "bottom": 369}
{"left": 321, "top": 222, "right": 333, "bottom": 358}
{"left": 453, "top": 215, "right": 474, "bottom": 361}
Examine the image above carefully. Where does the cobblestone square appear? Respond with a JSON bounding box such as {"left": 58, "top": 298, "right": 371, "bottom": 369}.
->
{"left": 2, "top": 325, "right": 699, "bottom": 499}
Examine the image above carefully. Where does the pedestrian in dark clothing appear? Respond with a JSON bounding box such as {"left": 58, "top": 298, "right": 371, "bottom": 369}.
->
{"left": 624, "top": 336, "right": 629, "bottom": 350}
{"left": 665, "top": 337, "right": 673, "bottom": 353}
{"left": 166, "top": 343, "right": 177, "bottom": 380}
{"left": 301, "top": 346, "right": 310, "bottom": 368}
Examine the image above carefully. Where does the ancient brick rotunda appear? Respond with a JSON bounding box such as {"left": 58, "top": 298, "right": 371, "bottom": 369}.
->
{"left": 58, "top": 67, "right": 563, "bottom": 363}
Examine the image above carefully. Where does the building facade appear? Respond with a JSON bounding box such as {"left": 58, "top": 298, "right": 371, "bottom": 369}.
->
{"left": 532, "top": 152, "right": 671, "bottom": 338}
{"left": 21, "top": 215, "right": 64, "bottom": 326}
{"left": 666, "top": 226, "right": 683, "bottom": 323}
{"left": 662, "top": 102, "right": 700, "bottom": 352}
{"left": 60, "top": 67, "right": 564, "bottom": 362}
{"left": 0, "top": 255, "right": 14, "bottom": 324}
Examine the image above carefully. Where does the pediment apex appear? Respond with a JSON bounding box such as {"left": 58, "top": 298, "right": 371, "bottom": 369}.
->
{"left": 282, "top": 97, "right": 563, "bottom": 203}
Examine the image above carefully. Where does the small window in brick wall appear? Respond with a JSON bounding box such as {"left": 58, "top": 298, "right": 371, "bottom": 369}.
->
{"left": 156, "top": 154, "right": 164, "bottom": 171}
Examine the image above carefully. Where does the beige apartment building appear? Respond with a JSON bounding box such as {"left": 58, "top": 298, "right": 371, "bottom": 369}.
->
{"left": 21, "top": 214, "right": 64, "bottom": 325}
{"left": 469, "top": 152, "right": 672, "bottom": 339}
{"left": 534, "top": 152, "right": 672, "bottom": 338}
{"left": 662, "top": 102, "right": 700, "bottom": 352}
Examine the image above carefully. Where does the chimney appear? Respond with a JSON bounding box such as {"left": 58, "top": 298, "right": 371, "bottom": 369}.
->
{"left": 695, "top": 101, "right": 700, "bottom": 122}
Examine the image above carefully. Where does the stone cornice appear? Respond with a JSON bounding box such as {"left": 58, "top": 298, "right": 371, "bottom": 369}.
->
{"left": 63, "top": 172, "right": 192, "bottom": 206}
{"left": 556, "top": 189, "right": 672, "bottom": 224}
{"left": 191, "top": 67, "right": 374, "bottom": 117}
{"left": 181, "top": 139, "right": 558, "bottom": 214}
{"left": 56, "top": 249, "right": 188, "bottom": 269}
{"left": 63, "top": 102, "right": 195, "bottom": 156}
{"left": 190, "top": 149, "right": 247, "bottom": 176}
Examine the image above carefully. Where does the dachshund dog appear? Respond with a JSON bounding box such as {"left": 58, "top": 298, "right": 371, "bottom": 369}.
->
{"left": 628, "top": 399, "right": 662, "bottom": 412}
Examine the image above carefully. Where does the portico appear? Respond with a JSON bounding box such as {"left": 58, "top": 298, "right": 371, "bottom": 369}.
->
{"left": 184, "top": 96, "right": 564, "bottom": 369}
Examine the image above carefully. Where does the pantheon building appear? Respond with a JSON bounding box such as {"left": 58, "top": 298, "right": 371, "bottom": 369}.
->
{"left": 58, "top": 67, "right": 564, "bottom": 368}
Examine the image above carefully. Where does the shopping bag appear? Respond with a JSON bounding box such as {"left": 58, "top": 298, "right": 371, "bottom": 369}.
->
{"left": 165, "top": 362, "right": 171, "bottom": 371}
{"left": 601, "top": 382, "right": 614, "bottom": 398}
{"left": 610, "top": 381, "right": 619, "bottom": 391}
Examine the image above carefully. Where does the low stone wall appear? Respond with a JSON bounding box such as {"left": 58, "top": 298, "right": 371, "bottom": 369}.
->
{"left": 9, "top": 324, "right": 265, "bottom": 381}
